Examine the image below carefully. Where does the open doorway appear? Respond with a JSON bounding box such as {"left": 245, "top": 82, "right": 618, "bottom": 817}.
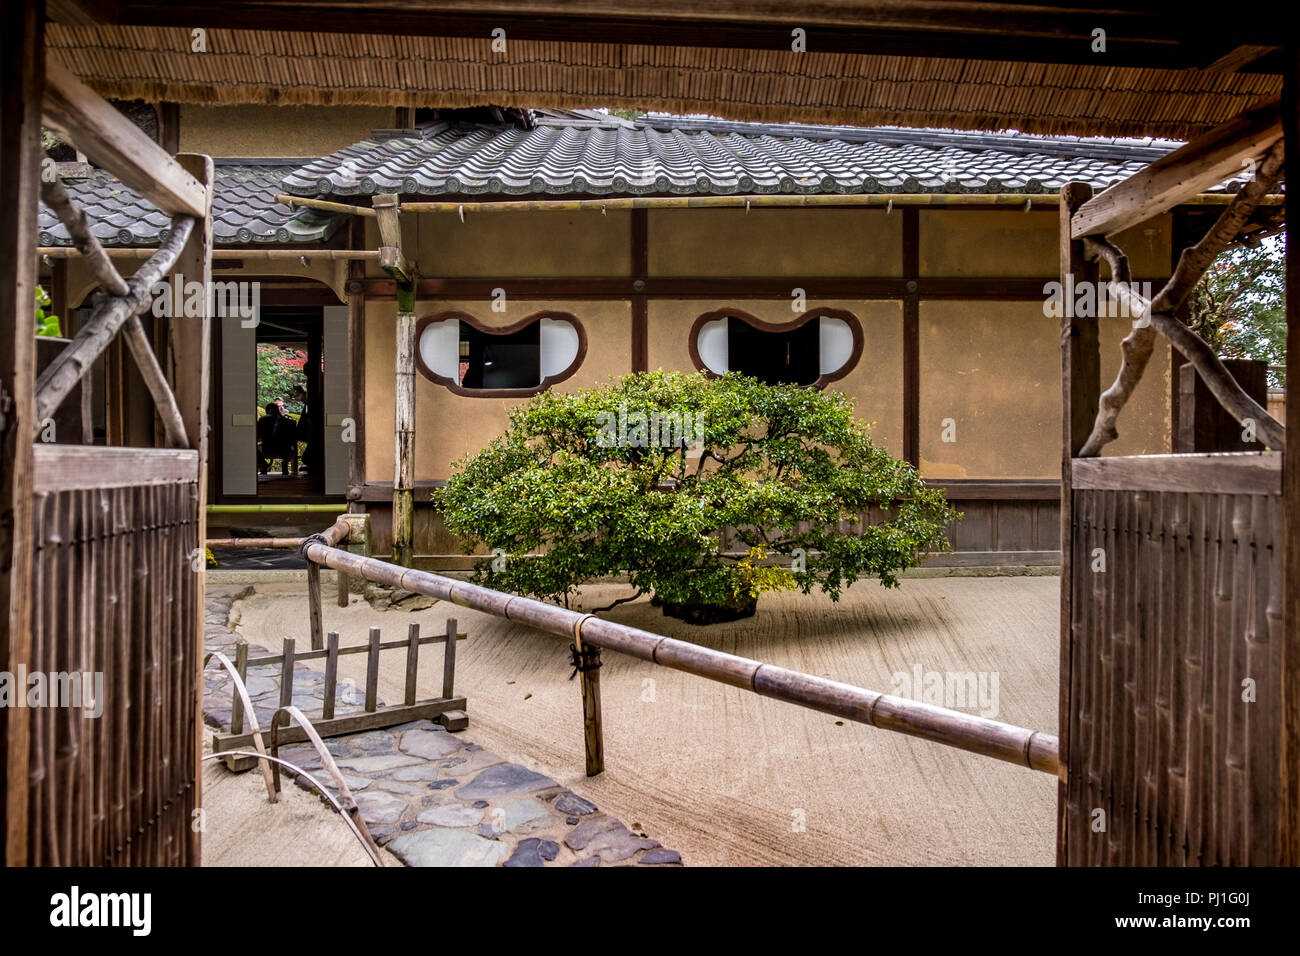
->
{"left": 255, "top": 305, "right": 324, "bottom": 496}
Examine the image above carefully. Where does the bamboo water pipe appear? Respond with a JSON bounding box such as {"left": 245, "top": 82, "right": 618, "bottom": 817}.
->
{"left": 300, "top": 521, "right": 1060, "bottom": 777}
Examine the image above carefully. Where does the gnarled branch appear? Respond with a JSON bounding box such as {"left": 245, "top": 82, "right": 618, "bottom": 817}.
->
{"left": 1077, "top": 141, "right": 1286, "bottom": 456}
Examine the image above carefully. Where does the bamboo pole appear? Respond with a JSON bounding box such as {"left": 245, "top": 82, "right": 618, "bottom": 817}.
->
{"left": 273, "top": 191, "right": 1284, "bottom": 217}
{"left": 37, "top": 247, "right": 379, "bottom": 260}
{"left": 300, "top": 536, "right": 1060, "bottom": 776}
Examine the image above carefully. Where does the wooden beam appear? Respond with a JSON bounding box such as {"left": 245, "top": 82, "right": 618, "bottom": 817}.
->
{"left": 1071, "top": 94, "right": 1282, "bottom": 239}
{"left": 166, "top": 153, "right": 213, "bottom": 867}
{"left": 42, "top": 56, "right": 206, "bottom": 218}
{"left": 372, "top": 193, "right": 411, "bottom": 283}
{"left": 1057, "top": 181, "right": 1100, "bottom": 867}
{"left": 0, "top": 0, "right": 43, "bottom": 868}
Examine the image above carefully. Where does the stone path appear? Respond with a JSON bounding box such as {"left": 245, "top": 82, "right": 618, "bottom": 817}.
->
{"left": 204, "top": 585, "right": 682, "bottom": 867}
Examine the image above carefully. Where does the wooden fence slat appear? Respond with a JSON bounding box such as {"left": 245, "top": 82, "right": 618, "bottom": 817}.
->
{"left": 365, "top": 627, "right": 380, "bottom": 712}
{"left": 404, "top": 623, "right": 419, "bottom": 707}
{"left": 323, "top": 631, "right": 339, "bottom": 721}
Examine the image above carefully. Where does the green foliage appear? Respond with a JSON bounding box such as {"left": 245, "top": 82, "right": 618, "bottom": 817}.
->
{"left": 1189, "top": 235, "right": 1286, "bottom": 387}
{"left": 437, "top": 371, "right": 958, "bottom": 615}
{"left": 35, "top": 285, "right": 61, "bottom": 337}
{"left": 256, "top": 344, "right": 307, "bottom": 412}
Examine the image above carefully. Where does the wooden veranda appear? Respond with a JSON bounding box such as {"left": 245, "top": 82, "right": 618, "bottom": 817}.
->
{"left": 2, "top": 2, "right": 1297, "bottom": 866}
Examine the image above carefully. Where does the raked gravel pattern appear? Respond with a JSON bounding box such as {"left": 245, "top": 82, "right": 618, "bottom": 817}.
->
{"left": 204, "top": 584, "right": 682, "bottom": 867}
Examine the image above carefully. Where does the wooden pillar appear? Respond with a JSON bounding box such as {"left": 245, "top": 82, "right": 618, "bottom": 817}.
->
{"left": 1281, "top": 49, "right": 1300, "bottom": 866}
{"left": 630, "top": 209, "right": 648, "bottom": 373}
{"left": 1057, "top": 182, "right": 1100, "bottom": 866}
{"left": 373, "top": 193, "right": 415, "bottom": 567}
{"left": 393, "top": 307, "right": 415, "bottom": 566}
{"left": 902, "top": 207, "right": 920, "bottom": 468}
{"left": 169, "top": 152, "right": 214, "bottom": 867}
{"left": 0, "top": 0, "right": 44, "bottom": 867}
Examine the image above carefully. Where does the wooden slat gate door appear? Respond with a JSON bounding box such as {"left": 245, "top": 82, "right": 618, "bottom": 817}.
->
{"left": 1062, "top": 452, "right": 1284, "bottom": 864}
{"left": 25, "top": 445, "right": 201, "bottom": 865}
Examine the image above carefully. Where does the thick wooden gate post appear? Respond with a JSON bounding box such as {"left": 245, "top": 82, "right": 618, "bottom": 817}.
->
{"left": 0, "top": 0, "right": 44, "bottom": 867}
{"left": 1057, "top": 182, "right": 1100, "bottom": 866}
{"left": 1281, "top": 49, "right": 1300, "bottom": 866}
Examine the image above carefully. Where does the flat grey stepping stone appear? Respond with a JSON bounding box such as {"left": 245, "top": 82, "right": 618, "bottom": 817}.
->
{"left": 391, "top": 765, "right": 441, "bottom": 782}
{"left": 570, "top": 856, "right": 600, "bottom": 867}
{"left": 639, "top": 849, "right": 682, "bottom": 864}
{"left": 503, "top": 838, "right": 547, "bottom": 867}
{"left": 370, "top": 779, "right": 429, "bottom": 795}
{"left": 417, "top": 803, "right": 484, "bottom": 827}
{"left": 388, "top": 829, "right": 508, "bottom": 867}
{"left": 400, "top": 729, "right": 464, "bottom": 759}
{"left": 496, "top": 797, "right": 550, "bottom": 832}
{"left": 353, "top": 791, "right": 407, "bottom": 825}
{"left": 555, "top": 793, "right": 597, "bottom": 816}
{"left": 335, "top": 754, "right": 423, "bottom": 773}
{"left": 456, "top": 763, "right": 556, "bottom": 800}
{"left": 564, "top": 818, "right": 659, "bottom": 863}
{"left": 348, "top": 731, "right": 398, "bottom": 754}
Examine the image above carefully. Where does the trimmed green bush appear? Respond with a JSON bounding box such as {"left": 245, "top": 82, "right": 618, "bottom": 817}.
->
{"left": 437, "top": 371, "right": 958, "bottom": 622}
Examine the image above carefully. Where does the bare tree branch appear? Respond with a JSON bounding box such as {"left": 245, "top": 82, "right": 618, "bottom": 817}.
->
{"left": 1077, "top": 141, "right": 1286, "bottom": 456}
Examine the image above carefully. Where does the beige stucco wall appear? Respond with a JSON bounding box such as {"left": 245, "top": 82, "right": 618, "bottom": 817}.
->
{"left": 365, "top": 299, "right": 633, "bottom": 482}
{"left": 646, "top": 299, "right": 904, "bottom": 458}
{"left": 919, "top": 300, "right": 1170, "bottom": 479}
{"left": 180, "top": 105, "right": 396, "bottom": 157}
{"left": 364, "top": 211, "right": 632, "bottom": 278}
{"left": 648, "top": 208, "right": 902, "bottom": 277}
{"left": 919, "top": 210, "right": 1172, "bottom": 279}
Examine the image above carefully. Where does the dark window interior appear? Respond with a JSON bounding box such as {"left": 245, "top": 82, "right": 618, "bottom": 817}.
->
{"left": 459, "top": 322, "right": 541, "bottom": 390}
{"left": 727, "top": 315, "right": 820, "bottom": 386}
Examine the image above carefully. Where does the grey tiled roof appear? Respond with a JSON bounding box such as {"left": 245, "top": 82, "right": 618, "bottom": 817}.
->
{"left": 37, "top": 162, "right": 347, "bottom": 247}
{"left": 282, "top": 112, "right": 1182, "bottom": 198}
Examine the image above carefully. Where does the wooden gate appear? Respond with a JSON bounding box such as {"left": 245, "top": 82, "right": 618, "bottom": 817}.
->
{"left": 1063, "top": 453, "right": 1283, "bottom": 864}
{"left": 24, "top": 445, "right": 202, "bottom": 865}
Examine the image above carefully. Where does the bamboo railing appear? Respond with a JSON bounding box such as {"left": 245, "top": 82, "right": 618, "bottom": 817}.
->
{"left": 300, "top": 519, "right": 1060, "bottom": 778}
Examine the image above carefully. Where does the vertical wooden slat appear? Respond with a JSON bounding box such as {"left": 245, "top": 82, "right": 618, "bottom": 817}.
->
{"left": 307, "top": 562, "right": 324, "bottom": 650}
{"left": 279, "top": 636, "right": 296, "bottom": 710}
{"left": 230, "top": 641, "right": 248, "bottom": 735}
{"left": 442, "top": 617, "right": 457, "bottom": 702}
{"left": 323, "top": 631, "right": 339, "bottom": 721}
{"left": 404, "top": 622, "right": 420, "bottom": 706}
{"left": 365, "top": 626, "right": 380, "bottom": 712}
